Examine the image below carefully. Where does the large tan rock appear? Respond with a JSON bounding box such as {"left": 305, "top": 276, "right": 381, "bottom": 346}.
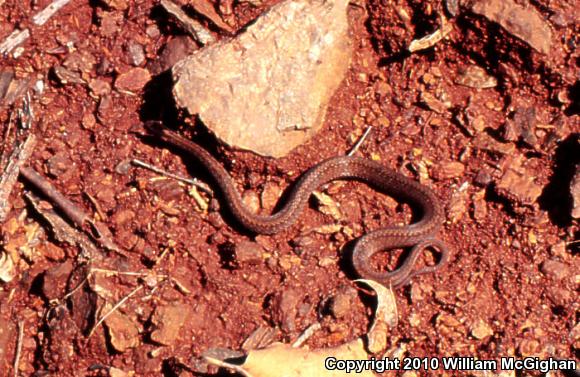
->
{"left": 172, "top": 0, "right": 351, "bottom": 157}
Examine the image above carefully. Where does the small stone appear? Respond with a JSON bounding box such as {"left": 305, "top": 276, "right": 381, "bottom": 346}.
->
{"left": 545, "top": 286, "right": 572, "bottom": 307}
{"left": 420, "top": 91, "right": 451, "bottom": 114}
{"left": 81, "top": 112, "right": 97, "bottom": 130}
{"left": 111, "top": 209, "right": 135, "bottom": 227}
{"left": 0, "top": 252, "right": 16, "bottom": 283}
{"left": 126, "top": 41, "right": 146, "bottom": 66}
{"left": 115, "top": 67, "right": 151, "bottom": 92}
{"left": 470, "top": 0, "right": 552, "bottom": 54}
{"left": 109, "top": 367, "right": 131, "bottom": 377}
{"left": 114, "top": 159, "right": 131, "bottom": 175}
{"left": 146, "top": 25, "right": 160, "bottom": 39}
{"left": 235, "top": 240, "right": 264, "bottom": 264}
{"left": 470, "top": 319, "right": 493, "bottom": 340}
{"left": 242, "top": 190, "right": 260, "bottom": 214}
{"left": 518, "top": 338, "right": 540, "bottom": 357}
{"left": 270, "top": 288, "right": 303, "bottom": 332}
{"left": 501, "top": 107, "right": 538, "bottom": 146}
{"left": 540, "top": 259, "right": 570, "bottom": 280}
{"left": 495, "top": 155, "right": 542, "bottom": 206}
{"left": 88, "top": 79, "right": 111, "bottom": 97}
{"left": 432, "top": 161, "right": 465, "bottom": 180}
{"left": 104, "top": 310, "right": 140, "bottom": 352}
{"left": 99, "top": 11, "right": 124, "bottom": 37}
{"left": 261, "top": 182, "right": 282, "bottom": 211}
{"left": 447, "top": 185, "right": 469, "bottom": 224}
{"left": 101, "top": 0, "right": 128, "bottom": 10}
{"left": 328, "top": 286, "right": 357, "bottom": 319}
{"left": 473, "top": 133, "right": 516, "bottom": 155}
{"left": 207, "top": 212, "right": 225, "bottom": 228}
{"left": 149, "top": 36, "right": 197, "bottom": 75}
{"left": 150, "top": 303, "right": 192, "bottom": 346}
{"left": 291, "top": 235, "right": 321, "bottom": 256}
{"left": 42, "top": 261, "right": 73, "bottom": 300}
{"left": 455, "top": 65, "right": 497, "bottom": 89}
{"left": 46, "top": 153, "right": 72, "bottom": 177}
{"left": 474, "top": 170, "right": 493, "bottom": 187}
{"left": 53, "top": 65, "right": 85, "bottom": 85}
{"left": 172, "top": 0, "right": 351, "bottom": 157}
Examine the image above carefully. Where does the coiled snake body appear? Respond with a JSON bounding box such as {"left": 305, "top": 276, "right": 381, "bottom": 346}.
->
{"left": 147, "top": 122, "right": 449, "bottom": 288}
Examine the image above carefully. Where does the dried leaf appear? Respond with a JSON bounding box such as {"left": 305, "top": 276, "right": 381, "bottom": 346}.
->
{"left": 208, "top": 339, "right": 374, "bottom": 377}
{"left": 356, "top": 279, "right": 398, "bottom": 353}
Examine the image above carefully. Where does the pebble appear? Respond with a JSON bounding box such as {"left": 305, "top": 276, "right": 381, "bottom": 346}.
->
{"left": 149, "top": 36, "right": 197, "bottom": 75}
{"left": 470, "top": 190, "right": 486, "bottom": 222}
{"left": 270, "top": 288, "right": 303, "bottom": 332}
{"left": 261, "top": 182, "right": 282, "bottom": 211}
{"left": 454, "top": 65, "right": 497, "bottom": 89}
{"left": 432, "top": 161, "right": 465, "bottom": 180}
{"left": 474, "top": 170, "right": 493, "bottom": 187}
{"left": 540, "top": 259, "right": 570, "bottom": 280}
{"left": 470, "top": 319, "right": 493, "bottom": 340}
{"left": 126, "top": 41, "right": 146, "bottom": 66}
{"left": 242, "top": 190, "right": 260, "bottom": 214}
{"left": 114, "top": 67, "right": 151, "bottom": 92}
{"left": 234, "top": 240, "right": 264, "bottom": 264}
{"left": 150, "top": 303, "right": 192, "bottom": 346}
{"left": 207, "top": 212, "right": 225, "bottom": 228}
{"left": 88, "top": 78, "right": 111, "bottom": 97}
{"left": 469, "top": 0, "right": 552, "bottom": 54}
{"left": 517, "top": 338, "right": 540, "bottom": 357}
{"left": 495, "top": 155, "right": 542, "bottom": 206}
{"left": 545, "top": 286, "right": 573, "bottom": 308}
{"left": 101, "top": 0, "right": 128, "bottom": 10}
{"left": 328, "top": 286, "right": 357, "bottom": 319}
{"left": 46, "top": 153, "right": 72, "bottom": 177}
{"left": 447, "top": 186, "right": 469, "bottom": 224}
{"left": 104, "top": 310, "right": 140, "bottom": 352}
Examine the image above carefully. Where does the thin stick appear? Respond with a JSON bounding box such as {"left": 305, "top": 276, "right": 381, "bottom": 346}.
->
{"left": 88, "top": 285, "right": 143, "bottom": 338}
{"left": 0, "top": 29, "right": 30, "bottom": 56}
{"left": 131, "top": 158, "right": 213, "bottom": 194}
{"left": 292, "top": 322, "right": 321, "bottom": 348}
{"left": 347, "top": 125, "right": 373, "bottom": 156}
{"left": 20, "top": 166, "right": 89, "bottom": 227}
{"left": 61, "top": 274, "right": 90, "bottom": 301}
{"left": 32, "top": 0, "right": 72, "bottom": 26}
{"left": 13, "top": 320, "right": 24, "bottom": 377}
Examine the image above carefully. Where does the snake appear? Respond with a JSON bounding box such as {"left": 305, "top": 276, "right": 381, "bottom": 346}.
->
{"left": 146, "top": 121, "right": 449, "bottom": 288}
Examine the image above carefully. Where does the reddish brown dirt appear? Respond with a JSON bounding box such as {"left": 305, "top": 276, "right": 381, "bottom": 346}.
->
{"left": 0, "top": 0, "right": 578, "bottom": 376}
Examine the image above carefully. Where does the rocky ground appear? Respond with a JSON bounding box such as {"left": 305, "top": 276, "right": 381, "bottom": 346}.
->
{"left": 0, "top": 0, "right": 578, "bottom": 376}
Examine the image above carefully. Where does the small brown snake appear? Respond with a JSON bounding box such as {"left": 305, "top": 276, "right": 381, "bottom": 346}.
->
{"left": 146, "top": 122, "right": 449, "bottom": 288}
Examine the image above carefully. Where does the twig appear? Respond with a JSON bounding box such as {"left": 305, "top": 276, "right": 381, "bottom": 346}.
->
{"left": 347, "top": 125, "right": 373, "bottom": 156}
{"left": 132, "top": 158, "right": 213, "bottom": 194}
{"left": 88, "top": 285, "right": 143, "bottom": 338}
{"left": 292, "top": 322, "right": 321, "bottom": 348}
{"left": 160, "top": 0, "right": 215, "bottom": 45}
{"left": 20, "top": 167, "right": 120, "bottom": 252}
{"left": 0, "top": 134, "right": 37, "bottom": 221}
{"left": 0, "top": 29, "right": 30, "bottom": 56}
{"left": 32, "top": 0, "right": 72, "bottom": 26}
{"left": 13, "top": 320, "right": 24, "bottom": 377}
{"left": 20, "top": 167, "right": 89, "bottom": 226}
